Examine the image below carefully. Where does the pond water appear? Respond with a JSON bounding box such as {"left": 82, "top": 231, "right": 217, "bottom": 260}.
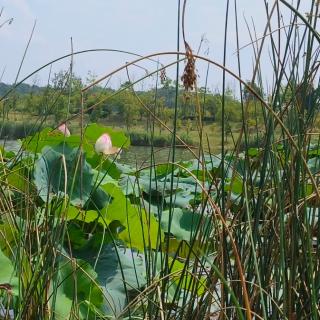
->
{"left": 0, "top": 140, "right": 20, "bottom": 153}
{"left": 119, "top": 145, "right": 196, "bottom": 167}
{"left": 0, "top": 140, "right": 196, "bottom": 167}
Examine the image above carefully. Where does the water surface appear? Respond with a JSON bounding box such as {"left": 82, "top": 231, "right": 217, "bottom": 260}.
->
{"left": 1, "top": 140, "right": 196, "bottom": 167}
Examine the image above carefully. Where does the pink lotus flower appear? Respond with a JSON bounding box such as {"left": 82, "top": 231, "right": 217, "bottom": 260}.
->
{"left": 95, "top": 133, "right": 120, "bottom": 155}
{"left": 57, "top": 123, "right": 71, "bottom": 137}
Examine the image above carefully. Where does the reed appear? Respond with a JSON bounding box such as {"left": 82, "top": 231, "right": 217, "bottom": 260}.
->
{"left": 1, "top": 1, "right": 320, "bottom": 319}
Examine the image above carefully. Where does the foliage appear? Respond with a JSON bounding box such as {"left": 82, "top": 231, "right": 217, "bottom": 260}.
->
{"left": 1, "top": 2, "right": 320, "bottom": 319}
{"left": 243, "top": 80, "right": 264, "bottom": 102}
{"left": 0, "top": 121, "right": 41, "bottom": 139}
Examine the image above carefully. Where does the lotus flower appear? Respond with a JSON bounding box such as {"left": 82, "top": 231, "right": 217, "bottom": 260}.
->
{"left": 57, "top": 123, "right": 71, "bottom": 137}
{"left": 95, "top": 133, "right": 120, "bottom": 155}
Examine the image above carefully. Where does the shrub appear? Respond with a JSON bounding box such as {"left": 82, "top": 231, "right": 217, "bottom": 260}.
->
{"left": 0, "top": 121, "right": 41, "bottom": 139}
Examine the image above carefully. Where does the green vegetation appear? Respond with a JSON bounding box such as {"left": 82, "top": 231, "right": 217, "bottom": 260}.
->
{"left": 1, "top": 1, "right": 320, "bottom": 319}
{"left": 0, "top": 121, "right": 40, "bottom": 139}
{"left": 0, "top": 76, "right": 249, "bottom": 149}
{"left": 0, "top": 74, "right": 248, "bottom": 141}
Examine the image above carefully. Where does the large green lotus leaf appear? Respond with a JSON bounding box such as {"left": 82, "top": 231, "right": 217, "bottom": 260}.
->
{"left": 51, "top": 257, "right": 104, "bottom": 319}
{"left": 33, "top": 144, "right": 92, "bottom": 205}
{"left": 60, "top": 259, "right": 103, "bottom": 306}
{"left": 224, "top": 176, "right": 243, "bottom": 194}
{"left": 101, "top": 183, "right": 162, "bottom": 250}
{"left": 199, "top": 154, "right": 235, "bottom": 178}
{"left": 79, "top": 244, "right": 146, "bottom": 318}
{"left": 155, "top": 163, "right": 183, "bottom": 177}
{"left": 155, "top": 253, "right": 206, "bottom": 303}
{"left": 52, "top": 287, "right": 74, "bottom": 320}
{"left": 86, "top": 153, "right": 122, "bottom": 179}
{"left": 160, "top": 208, "right": 210, "bottom": 242}
{"left": 86, "top": 171, "right": 117, "bottom": 210}
{"left": 5, "top": 165, "right": 29, "bottom": 192}
{"left": 92, "top": 170, "right": 118, "bottom": 187}
{"left": 65, "top": 180, "right": 161, "bottom": 250}
{"left": 33, "top": 144, "right": 109, "bottom": 208}
{"left": 165, "top": 238, "right": 207, "bottom": 259}
{"left": 0, "top": 146, "right": 15, "bottom": 159}
{"left": 22, "top": 127, "right": 83, "bottom": 153}
{"left": 247, "top": 147, "right": 260, "bottom": 157}
{"left": 0, "top": 222, "right": 19, "bottom": 259}
{"left": 0, "top": 247, "right": 18, "bottom": 298}
{"left": 119, "top": 175, "right": 144, "bottom": 197}
{"left": 120, "top": 174, "right": 196, "bottom": 200}
{"left": 85, "top": 186, "right": 111, "bottom": 211}
{"left": 308, "top": 157, "right": 320, "bottom": 174}
{"left": 65, "top": 219, "right": 116, "bottom": 251}
{"left": 167, "top": 256, "right": 206, "bottom": 296}
{"left": 142, "top": 199, "right": 163, "bottom": 216}
{"left": 0, "top": 248, "right": 15, "bottom": 285}
{"left": 114, "top": 162, "right": 136, "bottom": 175}
{"left": 66, "top": 223, "right": 89, "bottom": 250}
{"left": 308, "top": 148, "right": 320, "bottom": 157}
{"left": 66, "top": 206, "right": 99, "bottom": 223}
{"left": 120, "top": 166, "right": 205, "bottom": 212}
{"left": 3, "top": 155, "right": 35, "bottom": 194}
{"left": 164, "top": 190, "right": 195, "bottom": 209}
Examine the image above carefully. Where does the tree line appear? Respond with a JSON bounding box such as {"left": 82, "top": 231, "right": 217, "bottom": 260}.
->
{"left": 1, "top": 71, "right": 318, "bottom": 132}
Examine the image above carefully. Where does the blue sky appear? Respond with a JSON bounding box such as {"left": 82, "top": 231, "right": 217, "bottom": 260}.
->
{"left": 0, "top": 1, "right": 311, "bottom": 90}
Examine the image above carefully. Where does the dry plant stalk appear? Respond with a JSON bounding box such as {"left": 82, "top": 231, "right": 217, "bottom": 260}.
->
{"left": 160, "top": 68, "right": 167, "bottom": 84}
{"left": 181, "top": 42, "right": 197, "bottom": 91}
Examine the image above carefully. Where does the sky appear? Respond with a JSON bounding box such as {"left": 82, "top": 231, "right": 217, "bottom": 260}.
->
{"left": 0, "top": 0, "right": 312, "bottom": 91}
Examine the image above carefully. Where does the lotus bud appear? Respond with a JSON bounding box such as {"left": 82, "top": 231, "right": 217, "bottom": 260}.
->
{"left": 57, "top": 123, "right": 71, "bottom": 137}
{"left": 95, "top": 133, "right": 120, "bottom": 155}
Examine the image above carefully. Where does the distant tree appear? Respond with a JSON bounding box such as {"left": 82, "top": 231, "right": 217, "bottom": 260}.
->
{"left": 278, "top": 80, "right": 297, "bottom": 107}
{"left": 69, "top": 76, "right": 83, "bottom": 114}
{"left": 25, "top": 92, "right": 43, "bottom": 115}
{"left": 123, "top": 102, "right": 139, "bottom": 130}
{"left": 139, "top": 92, "right": 154, "bottom": 130}
{"left": 162, "top": 108, "right": 174, "bottom": 127}
{"left": 0, "top": 98, "right": 9, "bottom": 120}
{"left": 176, "top": 119, "right": 182, "bottom": 130}
{"left": 203, "top": 94, "right": 221, "bottom": 120}
{"left": 4, "top": 94, "right": 18, "bottom": 120}
{"left": 120, "top": 81, "right": 132, "bottom": 90}
{"left": 216, "top": 98, "right": 242, "bottom": 122}
{"left": 115, "top": 91, "right": 139, "bottom": 130}
{"left": 295, "top": 81, "right": 320, "bottom": 119}
{"left": 243, "top": 81, "right": 264, "bottom": 102}
{"left": 186, "top": 119, "right": 193, "bottom": 136}
{"left": 49, "top": 71, "right": 83, "bottom": 118}
{"left": 53, "top": 95, "right": 69, "bottom": 122}
{"left": 161, "top": 76, "right": 173, "bottom": 89}
{"left": 85, "top": 71, "right": 98, "bottom": 87}
{"left": 51, "top": 71, "right": 69, "bottom": 92}
{"left": 279, "top": 80, "right": 319, "bottom": 115}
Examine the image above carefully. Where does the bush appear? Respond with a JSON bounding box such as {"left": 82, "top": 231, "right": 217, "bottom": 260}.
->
{"left": 0, "top": 122, "right": 41, "bottom": 139}
{"left": 129, "top": 131, "right": 194, "bottom": 147}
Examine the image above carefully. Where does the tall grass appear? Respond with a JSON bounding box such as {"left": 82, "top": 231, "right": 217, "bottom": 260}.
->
{"left": 1, "top": 0, "right": 320, "bottom": 319}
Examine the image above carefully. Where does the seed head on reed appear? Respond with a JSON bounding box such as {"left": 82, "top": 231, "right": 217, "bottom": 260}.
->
{"left": 160, "top": 68, "right": 167, "bottom": 85}
{"left": 181, "top": 42, "right": 197, "bottom": 91}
